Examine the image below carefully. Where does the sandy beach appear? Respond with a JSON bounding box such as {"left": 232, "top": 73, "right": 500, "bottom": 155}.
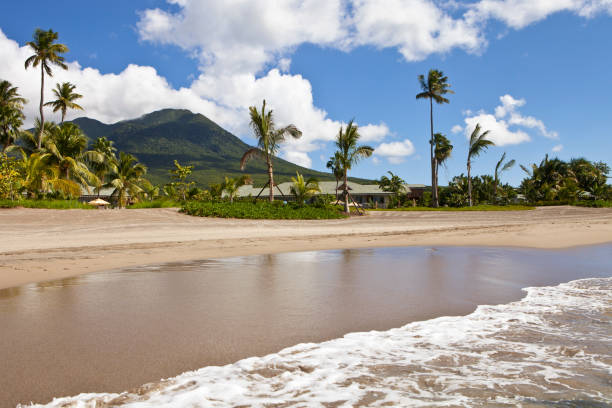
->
{"left": 1, "top": 205, "right": 611, "bottom": 290}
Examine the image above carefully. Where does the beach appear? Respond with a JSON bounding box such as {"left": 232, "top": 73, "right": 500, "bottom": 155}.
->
{"left": 1, "top": 205, "right": 611, "bottom": 290}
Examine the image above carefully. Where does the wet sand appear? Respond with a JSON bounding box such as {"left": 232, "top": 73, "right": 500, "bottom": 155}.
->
{"left": 1, "top": 205, "right": 611, "bottom": 290}
{"left": 2, "top": 245, "right": 612, "bottom": 406}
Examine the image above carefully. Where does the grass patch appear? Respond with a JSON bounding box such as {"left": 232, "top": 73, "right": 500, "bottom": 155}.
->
{"left": 128, "top": 199, "right": 181, "bottom": 209}
{"left": 182, "top": 201, "right": 347, "bottom": 220}
{"left": 575, "top": 200, "right": 612, "bottom": 208}
{"left": 0, "top": 199, "right": 95, "bottom": 209}
{"left": 369, "top": 204, "right": 535, "bottom": 212}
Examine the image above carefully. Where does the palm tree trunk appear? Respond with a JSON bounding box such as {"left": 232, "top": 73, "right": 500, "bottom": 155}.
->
{"left": 38, "top": 65, "right": 45, "bottom": 149}
{"left": 429, "top": 97, "right": 438, "bottom": 208}
{"left": 468, "top": 160, "right": 472, "bottom": 207}
{"left": 61, "top": 110, "right": 65, "bottom": 124}
{"left": 267, "top": 159, "right": 274, "bottom": 202}
{"left": 343, "top": 170, "right": 349, "bottom": 213}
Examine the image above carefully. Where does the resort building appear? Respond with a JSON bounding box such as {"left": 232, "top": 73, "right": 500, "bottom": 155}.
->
{"left": 235, "top": 181, "right": 426, "bottom": 208}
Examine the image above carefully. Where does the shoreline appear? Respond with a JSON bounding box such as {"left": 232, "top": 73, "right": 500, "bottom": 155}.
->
{"left": 1, "top": 205, "right": 611, "bottom": 290}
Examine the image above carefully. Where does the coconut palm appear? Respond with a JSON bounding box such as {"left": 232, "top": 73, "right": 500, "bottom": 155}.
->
{"left": 326, "top": 152, "right": 343, "bottom": 202}
{"left": 222, "top": 175, "right": 252, "bottom": 203}
{"left": 107, "top": 152, "right": 148, "bottom": 208}
{"left": 290, "top": 172, "right": 320, "bottom": 205}
{"left": 43, "top": 123, "right": 100, "bottom": 190}
{"left": 90, "top": 137, "right": 117, "bottom": 197}
{"left": 467, "top": 123, "right": 495, "bottom": 206}
{"left": 0, "top": 80, "right": 27, "bottom": 152}
{"left": 335, "top": 120, "right": 374, "bottom": 213}
{"left": 44, "top": 82, "right": 83, "bottom": 123}
{"left": 416, "top": 69, "right": 454, "bottom": 207}
{"left": 24, "top": 29, "right": 69, "bottom": 149}
{"left": 434, "top": 133, "right": 453, "bottom": 186}
{"left": 240, "top": 100, "right": 302, "bottom": 202}
{"left": 378, "top": 171, "right": 405, "bottom": 208}
{"left": 19, "top": 151, "right": 80, "bottom": 198}
{"left": 493, "top": 152, "right": 515, "bottom": 198}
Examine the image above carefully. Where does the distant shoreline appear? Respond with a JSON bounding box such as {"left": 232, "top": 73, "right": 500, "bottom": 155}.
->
{"left": 1, "top": 205, "right": 611, "bottom": 290}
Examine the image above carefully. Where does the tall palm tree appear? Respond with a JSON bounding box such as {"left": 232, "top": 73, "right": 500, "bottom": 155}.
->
{"left": 90, "top": 137, "right": 117, "bottom": 197}
{"left": 44, "top": 123, "right": 100, "bottom": 189}
{"left": 24, "top": 29, "right": 69, "bottom": 149}
{"left": 240, "top": 100, "right": 302, "bottom": 202}
{"left": 44, "top": 82, "right": 83, "bottom": 123}
{"left": 108, "top": 152, "right": 147, "bottom": 208}
{"left": 222, "top": 175, "right": 252, "bottom": 203}
{"left": 290, "top": 172, "right": 320, "bottom": 205}
{"left": 335, "top": 120, "right": 374, "bottom": 213}
{"left": 0, "top": 80, "right": 27, "bottom": 152}
{"left": 467, "top": 123, "right": 495, "bottom": 206}
{"left": 416, "top": 69, "right": 454, "bottom": 207}
{"left": 493, "top": 152, "right": 515, "bottom": 198}
{"left": 326, "top": 152, "right": 343, "bottom": 202}
{"left": 434, "top": 133, "right": 453, "bottom": 187}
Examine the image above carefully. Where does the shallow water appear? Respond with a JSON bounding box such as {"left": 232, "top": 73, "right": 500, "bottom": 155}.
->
{"left": 2, "top": 245, "right": 612, "bottom": 407}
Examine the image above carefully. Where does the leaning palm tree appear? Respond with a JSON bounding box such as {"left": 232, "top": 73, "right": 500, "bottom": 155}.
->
{"left": 44, "top": 82, "right": 83, "bottom": 123}
{"left": 326, "top": 152, "right": 343, "bottom": 202}
{"left": 493, "top": 152, "right": 515, "bottom": 198}
{"left": 107, "top": 152, "right": 148, "bottom": 208}
{"left": 335, "top": 120, "right": 374, "bottom": 213}
{"left": 222, "top": 175, "right": 252, "bottom": 203}
{"left": 240, "top": 100, "right": 302, "bottom": 202}
{"left": 24, "top": 29, "right": 69, "bottom": 149}
{"left": 290, "top": 172, "right": 320, "bottom": 205}
{"left": 416, "top": 69, "right": 454, "bottom": 207}
{"left": 434, "top": 132, "right": 453, "bottom": 187}
{"left": 467, "top": 123, "right": 495, "bottom": 206}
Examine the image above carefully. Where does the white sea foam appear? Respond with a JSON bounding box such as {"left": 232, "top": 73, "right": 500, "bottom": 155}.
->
{"left": 23, "top": 278, "right": 612, "bottom": 407}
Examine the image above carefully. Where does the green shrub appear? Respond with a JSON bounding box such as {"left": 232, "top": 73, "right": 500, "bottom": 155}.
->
{"left": 181, "top": 200, "right": 347, "bottom": 219}
{"left": 128, "top": 199, "right": 181, "bottom": 209}
{"left": 576, "top": 200, "right": 612, "bottom": 208}
{"left": 0, "top": 199, "right": 95, "bottom": 209}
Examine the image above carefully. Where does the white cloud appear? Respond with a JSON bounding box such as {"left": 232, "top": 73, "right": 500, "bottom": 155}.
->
{"left": 359, "top": 123, "right": 391, "bottom": 142}
{"left": 451, "top": 124, "right": 463, "bottom": 134}
{"left": 552, "top": 144, "right": 564, "bottom": 152}
{"left": 283, "top": 150, "right": 312, "bottom": 168}
{"left": 462, "top": 94, "right": 557, "bottom": 146}
{"left": 374, "top": 139, "right": 416, "bottom": 164}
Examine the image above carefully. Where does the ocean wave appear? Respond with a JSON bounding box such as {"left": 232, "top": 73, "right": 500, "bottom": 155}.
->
{"left": 23, "top": 277, "right": 612, "bottom": 408}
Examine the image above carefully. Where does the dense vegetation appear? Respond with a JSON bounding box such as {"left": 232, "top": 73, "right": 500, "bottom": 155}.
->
{"left": 182, "top": 200, "right": 347, "bottom": 220}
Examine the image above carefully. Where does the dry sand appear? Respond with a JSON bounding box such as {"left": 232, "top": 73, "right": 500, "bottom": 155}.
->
{"left": 1, "top": 205, "right": 611, "bottom": 290}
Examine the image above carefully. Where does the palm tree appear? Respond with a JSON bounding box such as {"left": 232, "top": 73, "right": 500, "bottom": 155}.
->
{"left": 326, "top": 152, "right": 343, "bottom": 202}
{"left": 44, "top": 82, "right": 83, "bottom": 123}
{"left": 434, "top": 133, "right": 453, "bottom": 187}
{"left": 19, "top": 151, "right": 81, "bottom": 198}
{"left": 290, "top": 172, "right": 320, "bottom": 205}
{"left": 467, "top": 123, "right": 495, "bottom": 206}
{"left": 335, "top": 120, "right": 374, "bottom": 213}
{"left": 416, "top": 69, "right": 454, "bottom": 207}
{"left": 222, "top": 175, "right": 252, "bottom": 203}
{"left": 24, "top": 29, "right": 69, "bottom": 149}
{"left": 107, "top": 152, "right": 147, "bottom": 208}
{"left": 44, "top": 123, "right": 100, "bottom": 189}
{"left": 378, "top": 171, "right": 405, "bottom": 208}
{"left": 493, "top": 152, "right": 515, "bottom": 199}
{"left": 240, "top": 100, "right": 302, "bottom": 202}
{"left": 0, "top": 80, "right": 27, "bottom": 152}
{"left": 91, "top": 137, "right": 117, "bottom": 197}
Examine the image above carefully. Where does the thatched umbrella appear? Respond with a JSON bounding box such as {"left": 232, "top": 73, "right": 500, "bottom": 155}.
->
{"left": 88, "top": 198, "right": 110, "bottom": 209}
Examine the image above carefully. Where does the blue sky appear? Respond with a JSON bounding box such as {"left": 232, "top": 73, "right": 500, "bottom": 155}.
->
{"left": 0, "top": 0, "right": 611, "bottom": 186}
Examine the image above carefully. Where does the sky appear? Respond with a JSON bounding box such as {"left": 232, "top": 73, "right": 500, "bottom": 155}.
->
{"left": 0, "top": 0, "right": 611, "bottom": 186}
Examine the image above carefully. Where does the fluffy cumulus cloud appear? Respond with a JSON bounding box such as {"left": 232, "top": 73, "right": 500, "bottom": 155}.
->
{"left": 457, "top": 94, "right": 557, "bottom": 146}
{"left": 552, "top": 144, "right": 564, "bottom": 152}
{"left": 374, "top": 139, "right": 415, "bottom": 164}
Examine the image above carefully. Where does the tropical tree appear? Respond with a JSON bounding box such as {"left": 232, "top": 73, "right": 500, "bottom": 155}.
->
{"left": 377, "top": 171, "right": 405, "bottom": 208}
{"left": 416, "top": 69, "right": 454, "bottom": 207}
{"left": 0, "top": 153, "right": 21, "bottom": 200}
{"left": 434, "top": 133, "right": 453, "bottom": 187}
{"left": 240, "top": 100, "right": 302, "bottom": 202}
{"left": 493, "top": 152, "right": 515, "bottom": 199}
{"left": 334, "top": 120, "right": 374, "bottom": 213}
{"left": 208, "top": 182, "right": 224, "bottom": 201}
{"left": 44, "top": 82, "right": 83, "bottom": 123}
{"left": 290, "top": 172, "right": 320, "bottom": 205}
{"left": 326, "top": 152, "right": 343, "bottom": 202}
{"left": 18, "top": 151, "right": 80, "bottom": 198}
{"left": 0, "top": 80, "right": 26, "bottom": 152}
{"left": 24, "top": 29, "right": 69, "bottom": 149}
{"left": 43, "top": 122, "right": 100, "bottom": 189}
{"left": 90, "top": 137, "right": 117, "bottom": 197}
{"left": 222, "top": 174, "right": 251, "bottom": 203}
{"left": 170, "top": 160, "right": 194, "bottom": 201}
{"left": 107, "top": 152, "right": 148, "bottom": 208}
{"left": 467, "top": 123, "right": 495, "bottom": 206}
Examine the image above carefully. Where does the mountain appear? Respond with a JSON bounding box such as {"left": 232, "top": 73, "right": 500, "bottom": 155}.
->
{"left": 71, "top": 109, "right": 373, "bottom": 187}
